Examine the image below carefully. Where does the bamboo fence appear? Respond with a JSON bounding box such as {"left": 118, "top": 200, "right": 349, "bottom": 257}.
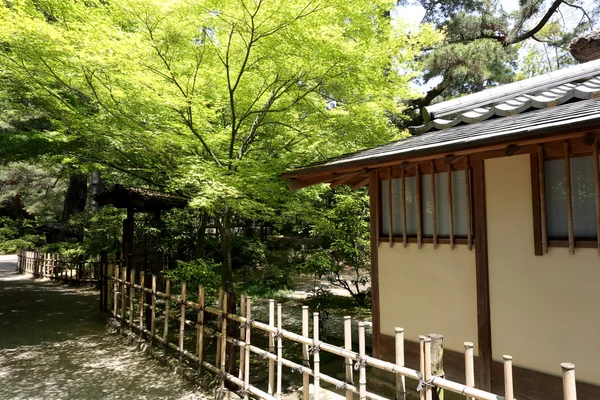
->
{"left": 17, "top": 249, "right": 100, "bottom": 284}
{"left": 101, "top": 263, "right": 582, "bottom": 400}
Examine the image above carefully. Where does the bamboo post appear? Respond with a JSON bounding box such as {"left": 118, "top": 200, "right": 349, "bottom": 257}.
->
{"left": 276, "top": 303, "right": 283, "bottom": 400}
{"left": 268, "top": 299, "right": 275, "bottom": 395}
{"left": 220, "top": 292, "right": 228, "bottom": 391}
{"left": 429, "top": 334, "right": 444, "bottom": 400}
{"left": 151, "top": 274, "right": 157, "bottom": 341}
{"left": 197, "top": 285, "right": 205, "bottom": 370}
{"left": 561, "top": 363, "right": 577, "bottom": 400}
{"left": 54, "top": 253, "right": 60, "bottom": 282}
{"left": 239, "top": 294, "right": 246, "bottom": 380}
{"left": 216, "top": 288, "right": 223, "bottom": 366}
{"left": 564, "top": 142, "right": 575, "bottom": 253}
{"left": 395, "top": 328, "right": 406, "bottom": 400}
{"left": 314, "top": 312, "right": 321, "bottom": 400}
{"left": 358, "top": 321, "right": 367, "bottom": 400}
{"left": 419, "top": 336, "right": 426, "bottom": 400}
{"left": 243, "top": 297, "right": 251, "bottom": 400}
{"left": 121, "top": 268, "right": 126, "bottom": 322}
{"left": 179, "top": 281, "right": 187, "bottom": 360}
{"left": 503, "top": 355, "right": 513, "bottom": 400}
{"left": 113, "top": 265, "right": 119, "bottom": 317}
{"left": 107, "top": 261, "right": 113, "bottom": 314}
{"left": 302, "top": 306, "right": 310, "bottom": 400}
{"left": 425, "top": 337, "right": 433, "bottom": 400}
{"left": 139, "top": 272, "right": 145, "bottom": 334}
{"left": 129, "top": 269, "right": 135, "bottom": 327}
{"left": 464, "top": 342, "right": 475, "bottom": 400}
{"left": 344, "top": 316, "right": 354, "bottom": 400}
{"left": 164, "top": 279, "right": 171, "bottom": 347}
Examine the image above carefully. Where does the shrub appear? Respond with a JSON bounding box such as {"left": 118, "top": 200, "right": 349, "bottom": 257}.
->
{"left": 163, "top": 258, "right": 221, "bottom": 299}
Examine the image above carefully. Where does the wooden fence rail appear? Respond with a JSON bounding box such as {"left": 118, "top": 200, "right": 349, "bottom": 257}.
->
{"left": 17, "top": 249, "right": 100, "bottom": 284}
{"left": 102, "top": 264, "right": 580, "bottom": 400}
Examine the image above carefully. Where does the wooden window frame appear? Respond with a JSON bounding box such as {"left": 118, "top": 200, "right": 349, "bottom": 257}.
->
{"left": 378, "top": 160, "right": 474, "bottom": 248}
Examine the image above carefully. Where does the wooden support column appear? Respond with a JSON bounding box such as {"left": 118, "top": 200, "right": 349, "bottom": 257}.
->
{"left": 402, "top": 167, "right": 408, "bottom": 248}
{"left": 537, "top": 145, "right": 548, "bottom": 253}
{"left": 594, "top": 142, "right": 600, "bottom": 254}
{"left": 416, "top": 164, "right": 423, "bottom": 249}
{"left": 564, "top": 142, "right": 575, "bottom": 254}
{"left": 448, "top": 165, "right": 454, "bottom": 250}
{"left": 472, "top": 159, "right": 492, "bottom": 392}
{"left": 431, "top": 161, "right": 437, "bottom": 249}
{"left": 466, "top": 157, "right": 473, "bottom": 251}
{"left": 388, "top": 167, "right": 393, "bottom": 246}
{"left": 530, "top": 153, "right": 543, "bottom": 256}
{"left": 369, "top": 172, "right": 381, "bottom": 358}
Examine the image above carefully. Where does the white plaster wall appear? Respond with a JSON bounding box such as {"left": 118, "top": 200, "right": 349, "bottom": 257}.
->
{"left": 378, "top": 244, "right": 479, "bottom": 354}
{"left": 485, "top": 154, "right": 600, "bottom": 384}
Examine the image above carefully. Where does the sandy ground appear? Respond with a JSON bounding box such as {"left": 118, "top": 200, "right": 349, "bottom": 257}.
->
{"left": 0, "top": 255, "right": 210, "bottom": 400}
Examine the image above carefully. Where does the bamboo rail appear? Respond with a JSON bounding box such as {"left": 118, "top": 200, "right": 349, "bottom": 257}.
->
{"left": 101, "top": 269, "right": 582, "bottom": 400}
{"left": 17, "top": 250, "right": 100, "bottom": 283}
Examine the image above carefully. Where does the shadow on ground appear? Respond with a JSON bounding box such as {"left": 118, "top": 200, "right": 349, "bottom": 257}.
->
{"left": 0, "top": 255, "right": 209, "bottom": 400}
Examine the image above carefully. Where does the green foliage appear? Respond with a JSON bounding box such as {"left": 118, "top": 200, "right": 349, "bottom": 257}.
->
{"left": 41, "top": 241, "right": 85, "bottom": 260}
{"left": 164, "top": 258, "right": 222, "bottom": 298}
{"left": 66, "top": 206, "right": 124, "bottom": 255}
{"left": 0, "top": 217, "right": 44, "bottom": 254}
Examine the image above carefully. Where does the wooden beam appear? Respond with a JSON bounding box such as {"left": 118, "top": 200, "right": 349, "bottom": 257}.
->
{"left": 582, "top": 131, "right": 600, "bottom": 146}
{"left": 448, "top": 164, "right": 454, "bottom": 250}
{"left": 369, "top": 172, "right": 381, "bottom": 358}
{"left": 466, "top": 156, "right": 473, "bottom": 251}
{"left": 416, "top": 164, "right": 422, "bottom": 249}
{"left": 564, "top": 142, "right": 575, "bottom": 254}
{"left": 504, "top": 144, "right": 525, "bottom": 157}
{"left": 330, "top": 171, "right": 361, "bottom": 189}
{"left": 431, "top": 160, "right": 437, "bottom": 249}
{"left": 402, "top": 167, "right": 407, "bottom": 248}
{"left": 595, "top": 142, "right": 600, "bottom": 255}
{"left": 530, "top": 153, "right": 543, "bottom": 256}
{"left": 444, "top": 154, "right": 467, "bottom": 165}
{"left": 472, "top": 159, "right": 492, "bottom": 392}
{"left": 538, "top": 145, "right": 548, "bottom": 254}
{"left": 387, "top": 167, "right": 393, "bottom": 247}
{"left": 352, "top": 177, "right": 370, "bottom": 191}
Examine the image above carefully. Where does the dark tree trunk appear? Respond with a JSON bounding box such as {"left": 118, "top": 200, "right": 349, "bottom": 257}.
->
{"left": 90, "top": 171, "right": 104, "bottom": 211}
{"left": 220, "top": 205, "right": 233, "bottom": 291}
{"left": 61, "top": 172, "right": 88, "bottom": 222}
{"left": 194, "top": 211, "right": 208, "bottom": 259}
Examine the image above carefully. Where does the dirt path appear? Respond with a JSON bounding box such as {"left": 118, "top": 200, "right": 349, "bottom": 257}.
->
{"left": 0, "top": 255, "right": 209, "bottom": 400}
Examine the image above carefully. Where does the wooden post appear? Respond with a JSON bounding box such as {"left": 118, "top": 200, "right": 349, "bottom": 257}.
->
{"left": 564, "top": 142, "right": 575, "bottom": 254}
{"left": 358, "top": 322, "right": 366, "bottom": 400}
{"left": 561, "top": 363, "right": 577, "bottom": 400}
{"left": 113, "top": 265, "right": 119, "bottom": 317}
{"left": 465, "top": 157, "right": 473, "bottom": 251}
{"left": 503, "top": 355, "right": 513, "bottom": 400}
{"left": 220, "top": 292, "right": 228, "bottom": 391}
{"left": 238, "top": 295, "right": 246, "bottom": 380}
{"left": 139, "top": 272, "right": 145, "bottom": 334}
{"left": 402, "top": 167, "right": 407, "bottom": 247}
{"left": 151, "top": 274, "right": 157, "bottom": 341}
{"left": 416, "top": 163, "right": 423, "bottom": 249}
{"left": 99, "top": 251, "right": 106, "bottom": 311}
{"left": 431, "top": 161, "right": 438, "bottom": 249}
{"left": 429, "top": 334, "right": 444, "bottom": 400}
{"left": 538, "top": 145, "right": 548, "bottom": 253}
{"left": 593, "top": 142, "right": 600, "bottom": 254}
{"left": 216, "top": 288, "right": 223, "bottom": 366}
{"left": 424, "top": 337, "right": 433, "bottom": 400}
{"left": 344, "top": 316, "right": 354, "bottom": 400}
{"left": 243, "top": 297, "right": 251, "bottom": 400}
{"left": 314, "top": 312, "right": 321, "bottom": 400}
{"left": 448, "top": 165, "right": 454, "bottom": 249}
{"left": 179, "top": 281, "right": 187, "bottom": 360}
{"left": 197, "top": 285, "right": 205, "bottom": 370}
{"left": 276, "top": 303, "right": 283, "bottom": 400}
{"left": 268, "top": 299, "right": 275, "bottom": 396}
{"left": 164, "top": 279, "right": 171, "bottom": 347}
{"left": 464, "top": 342, "right": 475, "bottom": 400}
{"left": 129, "top": 269, "right": 135, "bottom": 327}
{"left": 302, "top": 306, "right": 309, "bottom": 400}
{"left": 388, "top": 167, "right": 394, "bottom": 246}
{"left": 121, "top": 268, "right": 126, "bottom": 322}
{"left": 395, "top": 327, "right": 406, "bottom": 400}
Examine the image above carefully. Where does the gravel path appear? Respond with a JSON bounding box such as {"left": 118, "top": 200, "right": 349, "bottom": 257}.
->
{"left": 0, "top": 255, "right": 210, "bottom": 400}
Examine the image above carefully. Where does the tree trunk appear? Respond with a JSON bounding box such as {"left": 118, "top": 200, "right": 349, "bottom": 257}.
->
{"left": 220, "top": 205, "right": 233, "bottom": 291}
{"left": 61, "top": 171, "right": 88, "bottom": 222}
{"left": 90, "top": 171, "right": 104, "bottom": 211}
{"left": 194, "top": 211, "right": 208, "bottom": 259}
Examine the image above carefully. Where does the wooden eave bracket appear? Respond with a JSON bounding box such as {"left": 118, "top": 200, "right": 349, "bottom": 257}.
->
{"left": 504, "top": 144, "right": 526, "bottom": 157}
{"left": 583, "top": 131, "right": 600, "bottom": 146}
{"left": 444, "top": 154, "right": 466, "bottom": 165}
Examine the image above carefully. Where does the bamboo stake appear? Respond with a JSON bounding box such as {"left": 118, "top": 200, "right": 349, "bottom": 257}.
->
{"left": 243, "top": 297, "right": 252, "bottom": 400}
{"left": 239, "top": 294, "right": 246, "bottom": 380}
{"left": 179, "top": 281, "right": 187, "bottom": 360}
{"left": 220, "top": 292, "right": 228, "bottom": 391}
{"left": 416, "top": 163, "right": 423, "bottom": 249}
{"left": 113, "top": 265, "right": 119, "bottom": 317}
{"left": 388, "top": 167, "right": 394, "bottom": 246}
{"left": 121, "top": 268, "right": 126, "bottom": 322}
{"left": 402, "top": 167, "right": 407, "bottom": 247}
{"left": 464, "top": 342, "right": 474, "bottom": 400}
{"left": 358, "top": 322, "right": 367, "bottom": 400}
{"left": 163, "top": 279, "right": 171, "bottom": 346}
{"left": 594, "top": 142, "right": 600, "bottom": 254}
{"left": 268, "top": 299, "right": 275, "bottom": 396}
{"left": 465, "top": 157, "right": 473, "bottom": 251}
{"left": 151, "top": 274, "right": 157, "bottom": 340}
{"left": 448, "top": 165, "right": 454, "bottom": 250}
{"left": 503, "top": 355, "right": 513, "bottom": 400}
{"left": 276, "top": 303, "right": 283, "bottom": 400}
{"left": 216, "top": 288, "right": 223, "bottom": 366}
{"left": 129, "top": 269, "right": 135, "bottom": 327}
{"left": 197, "top": 285, "right": 205, "bottom": 370}
{"left": 425, "top": 337, "right": 433, "bottom": 400}
{"left": 429, "top": 334, "right": 444, "bottom": 400}
{"left": 431, "top": 161, "right": 437, "bottom": 249}
{"left": 314, "top": 312, "right": 321, "bottom": 400}
{"left": 561, "top": 363, "right": 577, "bottom": 400}
{"left": 538, "top": 145, "right": 548, "bottom": 253}
{"left": 564, "top": 142, "right": 575, "bottom": 254}
{"left": 344, "top": 316, "right": 354, "bottom": 400}
{"left": 419, "top": 336, "right": 426, "bottom": 400}
{"left": 395, "top": 327, "right": 406, "bottom": 400}
{"left": 139, "top": 272, "right": 145, "bottom": 334}
{"left": 107, "top": 261, "right": 113, "bottom": 314}
{"left": 302, "top": 306, "right": 309, "bottom": 400}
